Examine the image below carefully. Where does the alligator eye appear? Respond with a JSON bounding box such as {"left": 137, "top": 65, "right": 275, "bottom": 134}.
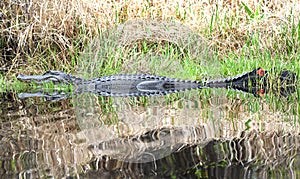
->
{"left": 256, "top": 68, "right": 265, "bottom": 77}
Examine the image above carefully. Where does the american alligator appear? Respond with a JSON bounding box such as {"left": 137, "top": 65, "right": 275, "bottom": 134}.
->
{"left": 17, "top": 67, "right": 297, "bottom": 99}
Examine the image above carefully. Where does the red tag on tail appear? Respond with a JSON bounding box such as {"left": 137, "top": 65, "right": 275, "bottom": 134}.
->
{"left": 256, "top": 68, "right": 265, "bottom": 77}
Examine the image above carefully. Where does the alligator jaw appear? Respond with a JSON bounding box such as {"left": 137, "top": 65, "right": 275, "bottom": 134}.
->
{"left": 17, "top": 70, "right": 83, "bottom": 84}
{"left": 17, "top": 73, "right": 62, "bottom": 84}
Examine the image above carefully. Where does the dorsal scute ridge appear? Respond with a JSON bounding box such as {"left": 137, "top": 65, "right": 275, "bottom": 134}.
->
{"left": 96, "top": 74, "right": 200, "bottom": 84}
{"left": 97, "top": 74, "right": 162, "bottom": 81}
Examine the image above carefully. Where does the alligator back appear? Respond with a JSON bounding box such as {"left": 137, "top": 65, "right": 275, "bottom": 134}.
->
{"left": 88, "top": 74, "right": 203, "bottom": 97}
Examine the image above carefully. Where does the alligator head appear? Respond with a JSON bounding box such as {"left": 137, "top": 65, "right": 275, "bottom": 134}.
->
{"left": 17, "top": 70, "right": 84, "bottom": 84}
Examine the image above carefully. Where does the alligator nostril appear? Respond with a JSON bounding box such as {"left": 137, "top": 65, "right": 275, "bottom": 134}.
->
{"left": 17, "top": 74, "right": 24, "bottom": 79}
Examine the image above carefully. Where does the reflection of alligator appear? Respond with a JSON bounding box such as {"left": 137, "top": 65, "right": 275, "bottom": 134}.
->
{"left": 17, "top": 67, "right": 297, "bottom": 99}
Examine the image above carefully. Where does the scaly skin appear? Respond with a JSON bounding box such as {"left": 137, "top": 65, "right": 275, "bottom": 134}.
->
{"left": 16, "top": 68, "right": 297, "bottom": 98}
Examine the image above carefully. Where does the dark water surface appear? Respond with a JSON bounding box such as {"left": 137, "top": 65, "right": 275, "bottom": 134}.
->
{"left": 0, "top": 90, "right": 299, "bottom": 178}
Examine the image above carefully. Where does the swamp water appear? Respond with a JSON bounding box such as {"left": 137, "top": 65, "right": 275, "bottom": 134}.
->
{"left": 0, "top": 88, "right": 299, "bottom": 178}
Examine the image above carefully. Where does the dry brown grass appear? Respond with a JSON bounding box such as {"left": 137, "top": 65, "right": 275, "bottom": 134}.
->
{"left": 77, "top": 19, "right": 214, "bottom": 79}
{"left": 1, "top": 0, "right": 299, "bottom": 75}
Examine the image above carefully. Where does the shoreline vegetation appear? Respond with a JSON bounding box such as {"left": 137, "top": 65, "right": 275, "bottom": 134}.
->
{"left": 0, "top": 0, "right": 299, "bottom": 88}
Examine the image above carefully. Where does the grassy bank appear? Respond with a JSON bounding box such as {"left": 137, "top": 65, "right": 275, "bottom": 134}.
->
{"left": 0, "top": 0, "right": 299, "bottom": 87}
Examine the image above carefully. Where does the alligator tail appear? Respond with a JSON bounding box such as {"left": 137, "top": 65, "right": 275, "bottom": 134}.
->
{"left": 203, "top": 68, "right": 267, "bottom": 92}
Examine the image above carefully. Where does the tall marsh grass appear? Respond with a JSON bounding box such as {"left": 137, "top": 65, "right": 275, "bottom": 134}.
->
{"left": 0, "top": 0, "right": 299, "bottom": 81}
